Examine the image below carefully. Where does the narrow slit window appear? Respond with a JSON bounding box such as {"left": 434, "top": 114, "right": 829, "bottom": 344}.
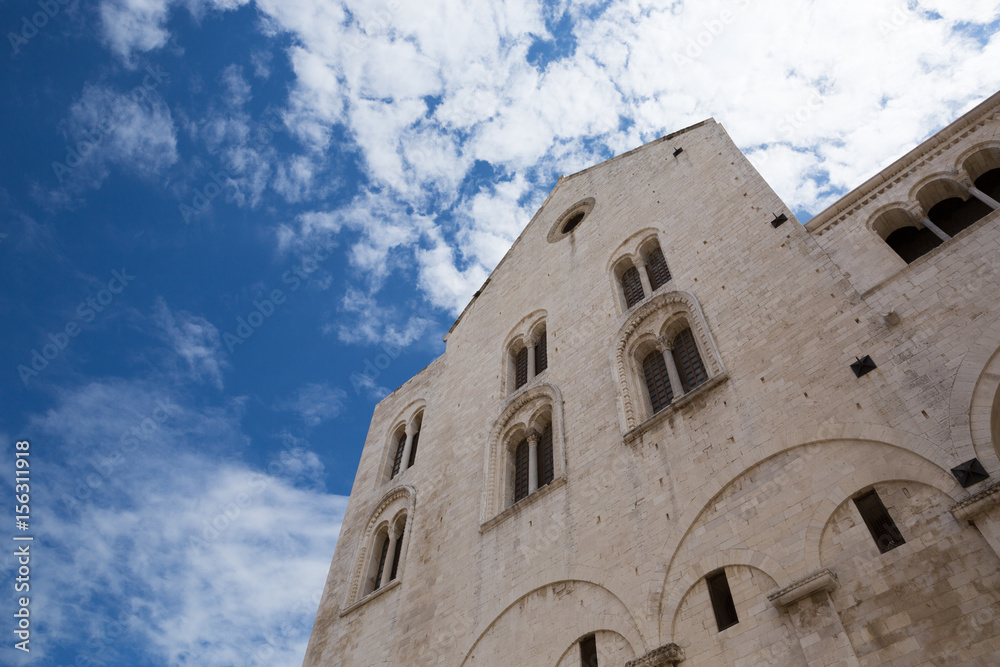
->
{"left": 646, "top": 247, "right": 672, "bottom": 291}
{"left": 373, "top": 533, "right": 390, "bottom": 591}
{"left": 672, "top": 328, "right": 708, "bottom": 393}
{"left": 536, "top": 331, "right": 548, "bottom": 374}
{"left": 853, "top": 489, "right": 905, "bottom": 553}
{"left": 622, "top": 266, "right": 645, "bottom": 308}
{"left": 515, "top": 347, "right": 529, "bottom": 389}
{"left": 538, "top": 422, "right": 554, "bottom": 487}
{"left": 407, "top": 429, "right": 419, "bottom": 468}
{"left": 391, "top": 434, "right": 406, "bottom": 479}
{"left": 706, "top": 569, "right": 739, "bottom": 631}
{"left": 389, "top": 520, "right": 405, "bottom": 580}
{"left": 642, "top": 350, "right": 674, "bottom": 413}
{"left": 514, "top": 440, "right": 530, "bottom": 502}
{"left": 580, "top": 634, "right": 598, "bottom": 666}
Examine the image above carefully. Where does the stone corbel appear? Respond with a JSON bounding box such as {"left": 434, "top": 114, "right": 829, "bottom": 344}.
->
{"left": 951, "top": 480, "right": 1000, "bottom": 523}
{"left": 625, "top": 643, "right": 684, "bottom": 667}
{"left": 766, "top": 568, "right": 838, "bottom": 608}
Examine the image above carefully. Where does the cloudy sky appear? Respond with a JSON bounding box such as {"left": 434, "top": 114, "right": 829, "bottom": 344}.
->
{"left": 1, "top": 0, "right": 999, "bottom": 665}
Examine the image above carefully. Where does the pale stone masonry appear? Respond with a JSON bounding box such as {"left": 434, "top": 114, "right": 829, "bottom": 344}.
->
{"left": 304, "top": 90, "right": 1000, "bottom": 666}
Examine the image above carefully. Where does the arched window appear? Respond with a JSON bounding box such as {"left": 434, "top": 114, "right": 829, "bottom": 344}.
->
{"left": 390, "top": 433, "right": 406, "bottom": 479}
{"left": 884, "top": 226, "right": 943, "bottom": 264}
{"left": 871, "top": 207, "right": 943, "bottom": 264}
{"left": 622, "top": 266, "right": 645, "bottom": 308}
{"left": 642, "top": 350, "right": 674, "bottom": 414}
{"left": 366, "top": 514, "right": 407, "bottom": 595}
{"left": 672, "top": 328, "right": 708, "bottom": 392}
{"left": 385, "top": 408, "right": 424, "bottom": 482}
{"left": 505, "top": 317, "right": 549, "bottom": 394}
{"left": 927, "top": 196, "right": 992, "bottom": 238}
{"left": 645, "top": 246, "right": 672, "bottom": 291}
{"left": 510, "top": 419, "right": 555, "bottom": 506}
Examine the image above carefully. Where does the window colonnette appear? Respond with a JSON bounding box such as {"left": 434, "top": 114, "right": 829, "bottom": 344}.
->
{"left": 346, "top": 485, "right": 415, "bottom": 608}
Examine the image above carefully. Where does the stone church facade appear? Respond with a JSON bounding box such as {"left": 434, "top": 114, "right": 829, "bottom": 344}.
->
{"left": 304, "top": 90, "right": 1000, "bottom": 666}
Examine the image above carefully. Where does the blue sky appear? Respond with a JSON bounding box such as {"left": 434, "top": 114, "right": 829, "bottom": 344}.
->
{"left": 1, "top": 0, "right": 999, "bottom": 665}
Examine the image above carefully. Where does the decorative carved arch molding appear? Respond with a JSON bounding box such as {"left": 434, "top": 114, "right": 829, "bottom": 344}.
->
{"left": 954, "top": 139, "right": 1000, "bottom": 182}
{"left": 950, "top": 322, "right": 1000, "bottom": 475}
{"left": 345, "top": 485, "right": 415, "bottom": 608}
{"left": 480, "top": 383, "right": 566, "bottom": 525}
{"left": 612, "top": 291, "right": 724, "bottom": 432}
{"left": 459, "top": 580, "right": 644, "bottom": 667}
{"left": 650, "top": 425, "right": 959, "bottom": 642}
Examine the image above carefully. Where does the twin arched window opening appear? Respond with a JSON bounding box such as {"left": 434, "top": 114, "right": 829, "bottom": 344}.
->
{"left": 618, "top": 242, "right": 672, "bottom": 310}
{"left": 509, "top": 325, "right": 548, "bottom": 393}
{"left": 876, "top": 151, "right": 1000, "bottom": 264}
{"left": 366, "top": 513, "right": 406, "bottom": 595}
{"left": 390, "top": 412, "right": 423, "bottom": 480}
{"left": 512, "top": 421, "right": 554, "bottom": 503}
{"left": 641, "top": 328, "right": 708, "bottom": 414}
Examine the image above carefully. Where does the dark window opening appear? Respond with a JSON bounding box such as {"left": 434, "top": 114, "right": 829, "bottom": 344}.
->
{"left": 515, "top": 347, "right": 529, "bottom": 389}
{"left": 580, "top": 634, "right": 598, "bottom": 667}
{"left": 536, "top": 331, "right": 548, "bottom": 374}
{"left": 391, "top": 434, "right": 406, "bottom": 479}
{"left": 373, "top": 533, "right": 390, "bottom": 591}
{"left": 642, "top": 350, "right": 674, "bottom": 414}
{"left": 622, "top": 266, "right": 645, "bottom": 308}
{"left": 854, "top": 489, "right": 905, "bottom": 553}
{"left": 706, "top": 569, "right": 739, "bottom": 632}
{"left": 389, "top": 520, "right": 405, "bottom": 580}
{"left": 884, "top": 225, "right": 943, "bottom": 264}
{"left": 408, "top": 429, "right": 419, "bottom": 468}
{"left": 672, "top": 328, "right": 708, "bottom": 393}
{"left": 646, "top": 247, "right": 672, "bottom": 291}
{"left": 928, "top": 196, "right": 992, "bottom": 237}
{"left": 562, "top": 211, "right": 584, "bottom": 234}
{"left": 514, "top": 440, "right": 530, "bottom": 502}
{"left": 538, "top": 422, "right": 554, "bottom": 487}
{"left": 975, "top": 168, "right": 1000, "bottom": 204}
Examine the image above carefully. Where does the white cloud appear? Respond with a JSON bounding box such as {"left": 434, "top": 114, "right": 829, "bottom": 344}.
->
{"left": 275, "top": 382, "right": 347, "bottom": 426}
{"left": 94, "top": 0, "right": 1000, "bottom": 311}
{"left": 20, "top": 379, "right": 346, "bottom": 667}
{"left": 152, "top": 298, "right": 228, "bottom": 388}
{"left": 334, "top": 287, "right": 433, "bottom": 347}
{"left": 54, "top": 81, "right": 177, "bottom": 196}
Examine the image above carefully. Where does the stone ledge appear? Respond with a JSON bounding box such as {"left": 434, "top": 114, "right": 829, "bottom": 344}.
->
{"left": 479, "top": 476, "right": 567, "bottom": 533}
{"left": 623, "top": 374, "right": 728, "bottom": 445}
{"left": 339, "top": 579, "right": 401, "bottom": 617}
{"left": 625, "top": 643, "right": 685, "bottom": 667}
{"left": 767, "top": 568, "right": 838, "bottom": 608}
{"left": 951, "top": 479, "right": 1000, "bottom": 523}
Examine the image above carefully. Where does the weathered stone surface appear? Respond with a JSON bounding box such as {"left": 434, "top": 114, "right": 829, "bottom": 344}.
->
{"left": 303, "top": 91, "right": 1000, "bottom": 666}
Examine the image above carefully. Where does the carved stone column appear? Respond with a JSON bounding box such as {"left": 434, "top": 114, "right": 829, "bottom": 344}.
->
{"left": 399, "top": 422, "right": 416, "bottom": 473}
{"left": 969, "top": 185, "right": 1000, "bottom": 210}
{"left": 635, "top": 257, "right": 654, "bottom": 297}
{"left": 951, "top": 480, "right": 1000, "bottom": 558}
{"left": 379, "top": 524, "right": 402, "bottom": 588}
{"left": 767, "top": 569, "right": 859, "bottom": 666}
{"left": 526, "top": 335, "right": 537, "bottom": 381}
{"left": 625, "top": 643, "right": 684, "bottom": 667}
{"left": 658, "top": 337, "right": 684, "bottom": 399}
{"left": 527, "top": 431, "right": 539, "bottom": 494}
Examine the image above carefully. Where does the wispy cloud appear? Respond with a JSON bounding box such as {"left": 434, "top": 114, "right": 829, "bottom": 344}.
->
{"left": 275, "top": 382, "right": 347, "bottom": 427}
{"left": 8, "top": 378, "right": 346, "bottom": 667}
{"left": 152, "top": 298, "right": 228, "bottom": 389}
